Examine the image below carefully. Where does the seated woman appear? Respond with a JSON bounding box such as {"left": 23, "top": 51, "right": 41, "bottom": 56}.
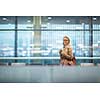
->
{"left": 59, "top": 36, "right": 76, "bottom": 66}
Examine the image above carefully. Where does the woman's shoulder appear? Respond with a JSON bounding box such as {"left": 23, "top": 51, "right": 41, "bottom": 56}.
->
{"left": 66, "top": 44, "right": 72, "bottom": 49}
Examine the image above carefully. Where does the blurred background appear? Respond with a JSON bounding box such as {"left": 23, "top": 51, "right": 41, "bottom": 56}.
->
{"left": 0, "top": 16, "right": 100, "bottom": 65}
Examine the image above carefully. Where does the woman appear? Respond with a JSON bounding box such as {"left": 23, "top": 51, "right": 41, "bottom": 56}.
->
{"left": 59, "top": 36, "right": 76, "bottom": 66}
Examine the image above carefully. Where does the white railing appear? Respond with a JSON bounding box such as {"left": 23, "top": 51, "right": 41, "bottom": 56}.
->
{"left": 0, "top": 57, "right": 100, "bottom": 60}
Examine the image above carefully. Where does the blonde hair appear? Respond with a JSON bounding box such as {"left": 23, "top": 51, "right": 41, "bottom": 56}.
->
{"left": 63, "top": 36, "right": 70, "bottom": 47}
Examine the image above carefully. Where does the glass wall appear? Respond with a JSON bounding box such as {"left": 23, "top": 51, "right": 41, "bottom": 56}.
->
{"left": 0, "top": 16, "right": 15, "bottom": 29}
{"left": 17, "top": 31, "right": 33, "bottom": 57}
{"left": 17, "top": 16, "right": 33, "bottom": 29}
{"left": 93, "top": 17, "right": 100, "bottom": 64}
{"left": 0, "top": 31, "right": 15, "bottom": 57}
{"left": 0, "top": 16, "right": 100, "bottom": 65}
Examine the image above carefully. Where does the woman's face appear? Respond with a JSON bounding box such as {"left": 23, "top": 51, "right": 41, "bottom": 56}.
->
{"left": 63, "top": 37, "right": 69, "bottom": 46}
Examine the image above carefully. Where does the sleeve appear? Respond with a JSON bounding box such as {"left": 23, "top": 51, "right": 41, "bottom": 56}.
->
{"left": 68, "top": 47, "right": 73, "bottom": 57}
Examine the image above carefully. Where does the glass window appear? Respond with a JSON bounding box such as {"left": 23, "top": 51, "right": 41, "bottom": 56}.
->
{"left": 0, "top": 16, "right": 99, "bottom": 65}
{"left": 93, "top": 16, "right": 100, "bottom": 29}
{"left": 41, "top": 16, "right": 89, "bottom": 30}
{"left": 0, "top": 16, "right": 15, "bottom": 29}
{"left": 17, "top": 31, "right": 33, "bottom": 57}
{"left": 0, "top": 31, "right": 15, "bottom": 57}
{"left": 93, "top": 31, "right": 100, "bottom": 57}
{"left": 17, "top": 16, "right": 33, "bottom": 29}
{"left": 41, "top": 31, "right": 90, "bottom": 57}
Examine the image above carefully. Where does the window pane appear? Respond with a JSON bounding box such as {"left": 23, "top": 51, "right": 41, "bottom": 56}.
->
{"left": 41, "top": 16, "right": 89, "bottom": 30}
{"left": 93, "top": 17, "right": 100, "bottom": 29}
{"left": 17, "top": 31, "right": 33, "bottom": 57}
{"left": 17, "top": 16, "right": 33, "bottom": 29}
{"left": 93, "top": 31, "right": 100, "bottom": 57}
{"left": 0, "top": 16, "right": 15, "bottom": 29}
{"left": 0, "top": 31, "right": 15, "bottom": 57}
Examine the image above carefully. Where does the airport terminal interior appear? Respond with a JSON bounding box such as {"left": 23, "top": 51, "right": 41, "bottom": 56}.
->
{"left": 0, "top": 16, "right": 100, "bottom": 82}
{"left": 0, "top": 16, "right": 100, "bottom": 65}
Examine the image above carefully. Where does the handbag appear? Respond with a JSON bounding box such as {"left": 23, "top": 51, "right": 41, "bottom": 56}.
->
{"left": 72, "top": 56, "right": 76, "bottom": 65}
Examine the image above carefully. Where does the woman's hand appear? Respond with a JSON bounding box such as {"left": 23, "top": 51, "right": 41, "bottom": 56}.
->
{"left": 59, "top": 49, "right": 67, "bottom": 55}
{"left": 61, "top": 50, "right": 67, "bottom": 56}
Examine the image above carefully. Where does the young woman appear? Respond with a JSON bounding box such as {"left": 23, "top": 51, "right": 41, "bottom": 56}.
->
{"left": 59, "top": 36, "right": 76, "bottom": 66}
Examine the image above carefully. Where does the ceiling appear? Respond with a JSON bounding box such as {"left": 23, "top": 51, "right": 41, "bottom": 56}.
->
{"left": 0, "top": 16, "right": 100, "bottom": 25}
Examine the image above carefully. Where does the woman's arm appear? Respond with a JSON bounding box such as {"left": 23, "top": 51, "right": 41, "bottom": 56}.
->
{"left": 68, "top": 48, "right": 73, "bottom": 57}
{"left": 61, "top": 48, "right": 73, "bottom": 60}
{"left": 59, "top": 47, "right": 73, "bottom": 60}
